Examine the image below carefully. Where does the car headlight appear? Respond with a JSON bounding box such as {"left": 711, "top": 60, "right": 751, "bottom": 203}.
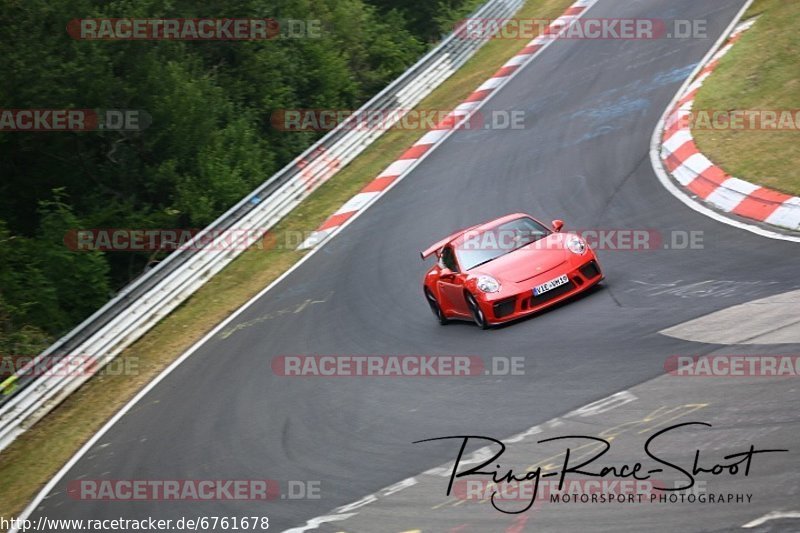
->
{"left": 476, "top": 275, "right": 501, "bottom": 293}
{"left": 566, "top": 236, "right": 587, "bottom": 255}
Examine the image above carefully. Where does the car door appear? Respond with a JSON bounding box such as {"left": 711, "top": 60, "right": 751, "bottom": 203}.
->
{"left": 436, "top": 245, "right": 470, "bottom": 316}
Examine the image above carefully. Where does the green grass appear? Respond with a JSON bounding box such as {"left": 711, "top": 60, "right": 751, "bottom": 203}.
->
{"left": 692, "top": 0, "right": 800, "bottom": 196}
{"left": 0, "top": 0, "right": 575, "bottom": 526}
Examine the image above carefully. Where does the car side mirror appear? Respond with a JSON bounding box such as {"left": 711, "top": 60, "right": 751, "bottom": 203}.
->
{"left": 439, "top": 267, "right": 455, "bottom": 280}
{"left": 552, "top": 219, "right": 564, "bottom": 232}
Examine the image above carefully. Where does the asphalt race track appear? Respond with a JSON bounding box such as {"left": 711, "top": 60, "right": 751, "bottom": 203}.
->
{"left": 26, "top": 0, "right": 800, "bottom": 531}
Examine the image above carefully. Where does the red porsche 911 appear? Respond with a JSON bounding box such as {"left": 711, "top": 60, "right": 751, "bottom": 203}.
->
{"left": 421, "top": 213, "right": 603, "bottom": 328}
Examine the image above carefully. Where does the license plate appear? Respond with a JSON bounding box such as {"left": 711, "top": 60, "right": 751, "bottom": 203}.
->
{"left": 533, "top": 274, "right": 569, "bottom": 296}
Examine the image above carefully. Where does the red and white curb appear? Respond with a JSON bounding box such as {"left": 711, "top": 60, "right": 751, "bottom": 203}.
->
{"left": 660, "top": 19, "right": 800, "bottom": 233}
{"left": 297, "top": 0, "right": 598, "bottom": 250}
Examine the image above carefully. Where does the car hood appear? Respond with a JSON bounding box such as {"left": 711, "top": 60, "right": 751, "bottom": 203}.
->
{"left": 471, "top": 234, "right": 569, "bottom": 283}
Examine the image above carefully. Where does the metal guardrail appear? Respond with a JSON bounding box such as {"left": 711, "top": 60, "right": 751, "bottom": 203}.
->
{"left": 0, "top": 0, "right": 524, "bottom": 451}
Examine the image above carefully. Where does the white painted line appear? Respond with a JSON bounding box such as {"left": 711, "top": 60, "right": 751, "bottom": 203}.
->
{"left": 476, "top": 76, "right": 507, "bottom": 91}
{"left": 765, "top": 197, "right": 800, "bottom": 230}
{"left": 663, "top": 113, "right": 681, "bottom": 131}
{"left": 565, "top": 391, "right": 637, "bottom": 417}
{"left": 334, "top": 191, "right": 380, "bottom": 215}
{"left": 662, "top": 122, "right": 688, "bottom": 141}
{"left": 704, "top": 177, "right": 757, "bottom": 211}
{"left": 377, "top": 159, "right": 416, "bottom": 178}
{"left": 554, "top": 15, "right": 577, "bottom": 26}
{"left": 283, "top": 513, "right": 358, "bottom": 533}
{"left": 711, "top": 43, "right": 734, "bottom": 62}
{"left": 722, "top": 176, "right": 762, "bottom": 196}
{"left": 682, "top": 152, "right": 714, "bottom": 175}
{"left": 742, "top": 511, "right": 800, "bottom": 528}
{"left": 686, "top": 71, "right": 712, "bottom": 93}
{"left": 503, "top": 54, "right": 529, "bottom": 67}
{"left": 454, "top": 100, "right": 482, "bottom": 112}
{"left": 673, "top": 107, "right": 692, "bottom": 120}
{"left": 530, "top": 34, "right": 549, "bottom": 45}
{"left": 662, "top": 129, "right": 693, "bottom": 154}
{"left": 672, "top": 162, "right": 700, "bottom": 187}
{"left": 733, "top": 18, "right": 758, "bottom": 35}
{"left": 414, "top": 129, "right": 449, "bottom": 146}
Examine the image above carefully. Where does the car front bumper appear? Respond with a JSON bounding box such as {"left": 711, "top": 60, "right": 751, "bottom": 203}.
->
{"left": 478, "top": 259, "right": 603, "bottom": 324}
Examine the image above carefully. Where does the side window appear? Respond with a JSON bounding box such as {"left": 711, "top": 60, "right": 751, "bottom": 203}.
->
{"left": 440, "top": 246, "right": 459, "bottom": 272}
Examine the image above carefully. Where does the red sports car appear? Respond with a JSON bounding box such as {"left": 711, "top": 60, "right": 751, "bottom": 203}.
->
{"left": 421, "top": 213, "right": 603, "bottom": 328}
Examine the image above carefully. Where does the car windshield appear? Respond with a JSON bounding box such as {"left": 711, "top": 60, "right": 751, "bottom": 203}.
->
{"left": 455, "top": 217, "right": 550, "bottom": 271}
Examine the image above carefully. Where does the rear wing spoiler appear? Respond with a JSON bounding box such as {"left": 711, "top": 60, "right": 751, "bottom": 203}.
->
{"left": 420, "top": 243, "right": 444, "bottom": 260}
{"left": 419, "top": 224, "right": 479, "bottom": 260}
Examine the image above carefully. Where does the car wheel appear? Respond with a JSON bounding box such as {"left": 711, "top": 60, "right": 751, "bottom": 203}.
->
{"left": 465, "top": 292, "right": 489, "bottom": 330}
{"left": 424, "top": 288, "right": 449, "bottom": 325}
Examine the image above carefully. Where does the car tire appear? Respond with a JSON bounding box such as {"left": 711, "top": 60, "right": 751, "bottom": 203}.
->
{"left": 424, "top": 288, "right": 449, "bottom": 325}
{"left": 465, "top": 292, "right": 489, "bottom": 330}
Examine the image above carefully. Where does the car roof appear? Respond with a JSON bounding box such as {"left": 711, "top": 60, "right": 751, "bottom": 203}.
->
{"left": 421, "top": 213, "right": 539, "bottom": 259}
{"left": 449, "top": 213, "right": 532, "bottom": 248}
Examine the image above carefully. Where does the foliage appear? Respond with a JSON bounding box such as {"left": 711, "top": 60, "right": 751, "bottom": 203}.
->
{"left": 0, "top": 0, "right": 477, "bottom": 353}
